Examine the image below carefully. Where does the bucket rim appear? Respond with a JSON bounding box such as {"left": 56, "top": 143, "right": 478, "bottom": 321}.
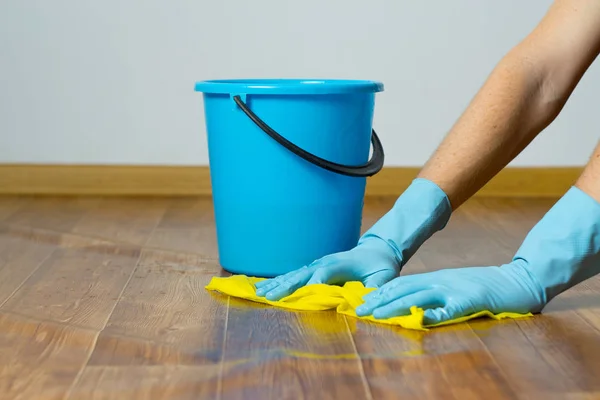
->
{"left": 194, "top": 79, "right": 384, "bottom": 95}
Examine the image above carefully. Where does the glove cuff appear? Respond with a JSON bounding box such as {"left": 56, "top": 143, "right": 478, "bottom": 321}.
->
{"left": 358, "top": 177, "right": 452, "bottom": 266}
{"left": 513, "top": 185, "right": 600, "bottom": 303}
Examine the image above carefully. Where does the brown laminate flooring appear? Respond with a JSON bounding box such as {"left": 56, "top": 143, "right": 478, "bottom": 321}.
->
{"left": 0, "top": 195, "right": 599, "bottom": 400}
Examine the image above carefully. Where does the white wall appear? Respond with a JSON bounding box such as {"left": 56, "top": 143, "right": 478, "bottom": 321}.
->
{"left": 1, "top": 0, "right": 598, "bottom": 167}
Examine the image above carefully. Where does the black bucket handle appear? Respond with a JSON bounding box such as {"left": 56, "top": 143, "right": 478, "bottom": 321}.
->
{"left": 232, "top": 95, "right": 385, "bottom": 177}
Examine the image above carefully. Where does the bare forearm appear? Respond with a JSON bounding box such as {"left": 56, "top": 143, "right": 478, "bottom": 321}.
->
{"left": 418, "top": 49, "right": 561, "bottom": 208}
{"left": 418, "top": 0, "right": 600, "bottom": 209}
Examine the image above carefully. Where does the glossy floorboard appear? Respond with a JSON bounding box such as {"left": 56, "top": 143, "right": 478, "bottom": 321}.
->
{"left": 1, "top": 195, "right": 600, "bottom": 399}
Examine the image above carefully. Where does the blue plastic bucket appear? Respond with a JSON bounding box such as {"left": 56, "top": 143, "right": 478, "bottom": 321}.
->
{"left": 194, "top": 79, "right": 385, "bottom": 277}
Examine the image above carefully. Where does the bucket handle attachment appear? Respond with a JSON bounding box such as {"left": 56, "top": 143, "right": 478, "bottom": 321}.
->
{"left": 232, "top": 95, "right": 385, "bottom": 177}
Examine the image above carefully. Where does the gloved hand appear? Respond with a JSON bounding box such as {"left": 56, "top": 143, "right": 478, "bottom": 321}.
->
{"left": 356, "top": 185, "right": 600, "bottom": 324}
{"left": 255, "top": 178, "right": 453, "bottom": 301}
{"left": 355, "top": 262, "right": 545, "bottom": 324}
{"left": 255, "top": 237, "right": 401, "bottom": 301}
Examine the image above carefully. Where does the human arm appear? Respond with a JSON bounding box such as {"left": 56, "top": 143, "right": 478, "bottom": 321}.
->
{"left": 356, "top": 177, "right": 600, "bottom": 324}
{"left": 256, "top": 0, "right": 600, "bottom": 302}
{"left": 355, "top": 0, "right": 600, "bottom": 321}
{"left": 419, "top": 0, "right": 600, "bottom": 209}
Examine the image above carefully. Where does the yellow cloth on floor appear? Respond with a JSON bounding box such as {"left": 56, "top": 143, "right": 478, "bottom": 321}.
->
{"left": 205, "top": 275, "right": 532, "bottom": 331}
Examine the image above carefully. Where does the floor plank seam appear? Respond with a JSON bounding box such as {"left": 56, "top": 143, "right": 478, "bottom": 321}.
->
{"left": 63, "top": 330, "right": 100, "bottom": 400}
{"left": 0, "top": 222, "right": 137, "bottom": 249}
{"left": 0, "top": 199, "right": 28, "bottom": 224}
{"left": 514, "top": 318, "right": 563, "bottom": 372}
{"left": 140, "top": 203, "right": 168, "bottom": 249}
{"left": 139, "top": 246, "right": 218, "bottom": 262}
{"left": 467, "top": 322, "right": 522, "bottom": 398}
{"left": 0, "top": 309, "right": 101, "bottom": 334}
{"left": 0, "top": 250, "right": 55, "bottom": 310}
{"left": 573, "top": 309, "right": 600, "bottom": 336}
{"left": 1, "top": 221, "right": 81, "bottom": 240}
{"left": 343, "top": 316, "right": 373, "bottom": 400}
{"left": 216, "top": 296, "right": 230, "bottom": 400}
{"left": 1, "top": 221, "right": 219, "bottom": 261}
{"left": 63, "top": 244, "right": 145, "bottom": 399}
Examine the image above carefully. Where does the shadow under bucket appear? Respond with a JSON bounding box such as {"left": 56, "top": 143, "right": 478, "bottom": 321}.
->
{"left": 194, "top": 79, "right": 385, "bottom": 277}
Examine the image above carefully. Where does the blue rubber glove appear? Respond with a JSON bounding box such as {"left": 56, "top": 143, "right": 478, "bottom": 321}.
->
{"left": 356, "top": 185, "right": 600, "bottom": 325}
{"left": 255, "top": 178, "right": 452, "bottom": 301}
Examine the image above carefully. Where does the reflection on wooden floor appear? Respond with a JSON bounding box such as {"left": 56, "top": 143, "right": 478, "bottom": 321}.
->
{"left": 0, "top": 195, "right": 600, "bottom": 399}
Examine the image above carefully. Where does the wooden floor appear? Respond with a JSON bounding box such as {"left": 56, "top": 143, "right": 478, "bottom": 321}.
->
{"left": 1, "top": 195, "right": 600, "bottom": 399}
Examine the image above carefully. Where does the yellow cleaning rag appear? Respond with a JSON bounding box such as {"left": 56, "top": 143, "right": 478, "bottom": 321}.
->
{"left": 205, "top": 275, "right": 532, "bottom": 331}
